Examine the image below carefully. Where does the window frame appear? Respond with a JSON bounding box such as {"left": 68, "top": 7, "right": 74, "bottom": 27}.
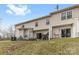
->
{"left": 61, "top": 12, "right": 66, "bottom": 20}
{"left": 67, "top": 11, "right": 72, "bottom": 19}
{"left": 22, "top": 25, "right": 24, "bottom": 28}
{"left": 61, "top": 28, "right": 71, "bottom": 37}
{"left": 46, "top": 19, "right": 50, "bottom": 25}
{"left": 35, "top": 22, "right": 38, "bottom": 27}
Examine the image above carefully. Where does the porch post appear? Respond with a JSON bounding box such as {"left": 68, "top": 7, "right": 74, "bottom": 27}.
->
{"left": 28, "top": 29, "right": 30, "bottom": 39}
{"left": 49, "top": 28, "right": 50, "bottom": 40}
{"left": 21, "top": 30, "right": 24, "bottom": 38}
{"left": 49, "top": 25, "right": 52, "bottom": 40}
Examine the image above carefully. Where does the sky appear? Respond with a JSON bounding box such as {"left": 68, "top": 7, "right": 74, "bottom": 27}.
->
{"left": 0, "top": 4, "right": 74, "bottom": 29}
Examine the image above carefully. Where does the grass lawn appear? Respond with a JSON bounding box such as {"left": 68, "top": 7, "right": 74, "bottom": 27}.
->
{"left": 0, "top": 38, "right": 79, "bottom": 55}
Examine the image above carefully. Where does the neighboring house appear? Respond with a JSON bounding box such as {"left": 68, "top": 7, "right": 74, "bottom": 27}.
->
{"left": 15, "top": 5, "right": 79, "bottom": 40}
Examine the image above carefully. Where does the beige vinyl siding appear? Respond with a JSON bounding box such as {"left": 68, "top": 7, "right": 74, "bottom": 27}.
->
{"left": 52, "top": 25, "right": 72, "bottom": 38}
{"left": 50, "top": 8, "right": 79, "bottom": 27}
{"left": 15, "top": 6, "right": 79, "bottom": 38}
{"left": 23, "top": 17, "right": 50, "bottom": 30}
{"left": 16, "top": 8, "right": 79, "bottom": 31}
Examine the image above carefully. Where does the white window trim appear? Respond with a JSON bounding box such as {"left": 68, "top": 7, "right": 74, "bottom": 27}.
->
{"left": 45, "top": 19, "right": 50, "bottom": 25}
{"left": 61, "top": 11, "right": 72, "bottom": 20}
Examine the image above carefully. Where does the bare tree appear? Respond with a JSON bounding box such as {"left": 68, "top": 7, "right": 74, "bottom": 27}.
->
{"left": 1, "top": 25, "right": 15, "bottom": 39}
{"left": 0, "top": 18, "right": 3, "bottom": 39}
{"left": 0, "top": 18, "right": 15, "bottom": 39}
{"left": 7, "top": 25, "right": 15, "bottom": 38}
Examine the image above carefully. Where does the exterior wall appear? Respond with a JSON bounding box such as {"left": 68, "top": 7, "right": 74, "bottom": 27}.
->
{"left": 72, "top": 8, "right": 79, "bottom": 18}
{"left": 15, "top": 25, "right": 23, "bottom": 38}
{"left": 15, "top": 17, "right": 50, "bottom": 39}
{"left": 33, "top": 29, "right": 48, "bottom": 39}
{"left": 28, "top": 30, "right": 34, "bottom": 39}
{"left": 15, "top": 7, "right": 79, "bottom": 39}
{"left": 15, "top": 28, "right": 34, "bottom": 39}
{"left": 52, "top": 25, "right": 72, "bottom": 38}
{"left": 50, "top": 8, "right": 79, "bottom": 27}
{"left": 24, "top": 17, "right": 50, "bottom": 31}
{"left": 72, "top": 17, "right": 79, "bottom": 38}
{"left": 49, "top": 8, "right": 79, "bottom": 38}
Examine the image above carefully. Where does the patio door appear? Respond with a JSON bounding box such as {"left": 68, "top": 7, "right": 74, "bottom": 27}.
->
{"left": 37, "top": 33, "right": 42, "bottom": 39}
{"left": 61, "top": 28, "right": 71, "bottom": 37}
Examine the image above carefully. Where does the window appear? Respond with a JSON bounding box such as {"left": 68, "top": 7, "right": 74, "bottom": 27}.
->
{"left": 22, "top": 25, "right": 24, "bottom": 28}
{"left": 61, "top": 28, "right": 71, "bottom": 37}
{"left": 35, "top": 22, "right": 38, "bottom": 27}
{"left": 67, "top": 11, "right": 72, "bottom": 19}
{"left": 61, "top": 13, "right": 66, "bottom": 20}
{"left": 66, "top": 29, "right": 71, "bottom": 37}
{"left": 61, "top": 11, "right": 72, "bottom": 20}
{"left": 61, "top": 29, "right": 66, "bottom": 37}
{"left": 46, "top": 19, "right": 50, "bottom": 25}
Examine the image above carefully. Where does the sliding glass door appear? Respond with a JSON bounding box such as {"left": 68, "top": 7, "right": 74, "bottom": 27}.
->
{"left": 61, "top": 28, "right": 71, "bottom": 37}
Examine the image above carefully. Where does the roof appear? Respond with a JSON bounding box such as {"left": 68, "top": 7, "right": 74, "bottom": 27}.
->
{"left": 15, "top": 5, "right": 79, "bottom": 26}
{"left": 50, "top": 4, "right": 79, "bottom": 15}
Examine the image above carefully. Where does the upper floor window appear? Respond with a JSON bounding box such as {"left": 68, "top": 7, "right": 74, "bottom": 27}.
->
{"left": 61, "top": 13, "right": 66, "bottom": 20}
{"left": 46, "top": 19, "right": 50, "bottom": 25}
{"left": 61, "top": 11, "right": 72, "bottom": 20}
{"left": 67, "top": 11, "right": 72, "bottom": 19}
{"left": 22, "top": 25, "right": 24, "bottom": 28}
{"left": 35, "top": 22, "right": 38, "bottom": 27}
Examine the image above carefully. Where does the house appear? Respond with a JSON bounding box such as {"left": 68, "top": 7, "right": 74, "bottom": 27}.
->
{"left": 15, "top": 5, "right": 79, "bottom": 40}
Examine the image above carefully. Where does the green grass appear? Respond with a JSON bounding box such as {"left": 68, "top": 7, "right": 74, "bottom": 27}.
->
{"left": 0, "top": 38, "right": 79, "bottom": 55}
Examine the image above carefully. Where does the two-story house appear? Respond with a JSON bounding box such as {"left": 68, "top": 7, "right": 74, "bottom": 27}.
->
{"left": 15, "top": 5, "right": 79, "bottom": 40}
